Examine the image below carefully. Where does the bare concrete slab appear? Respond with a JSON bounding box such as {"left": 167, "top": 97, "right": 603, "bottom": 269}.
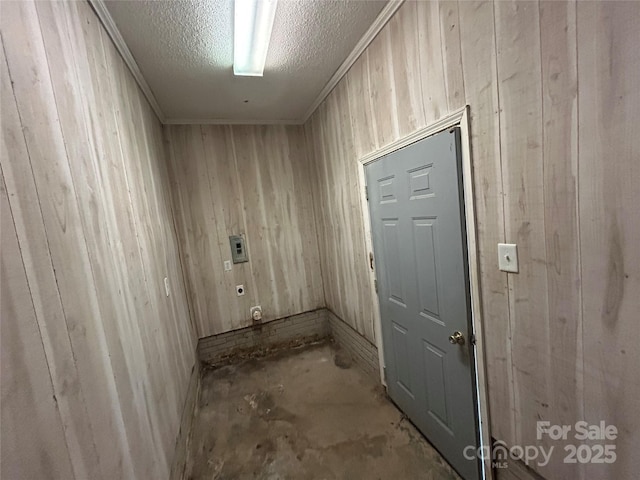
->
{"left": 185, "top": 341, "right": 461, "bottom": 480}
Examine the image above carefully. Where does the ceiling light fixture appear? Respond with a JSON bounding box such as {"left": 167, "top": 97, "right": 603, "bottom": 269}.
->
{"left": 233, "top": 0, "right": 278, "bottom": 76}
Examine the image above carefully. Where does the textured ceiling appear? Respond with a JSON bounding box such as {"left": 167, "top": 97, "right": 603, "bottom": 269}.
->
{"left": 104, "top": 0, "right": 387, "bottom": 123}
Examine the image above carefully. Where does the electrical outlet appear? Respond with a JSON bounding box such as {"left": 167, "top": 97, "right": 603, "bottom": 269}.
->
{"left": 236, "top": 285, "right": 245, "bottom": 296}
{"left": 224, "top": 260, "right": 232, "bottom": 271}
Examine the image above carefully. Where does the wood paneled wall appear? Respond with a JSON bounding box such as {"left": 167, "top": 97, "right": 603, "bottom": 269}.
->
{"left": 305, "top": 1, "right": 640, "bottom": 478}
{"left": 0, "top": 1, "right": 195, "bottom": 478}
{"left": 165, "top": 125, "right": 324, "bottom": 338}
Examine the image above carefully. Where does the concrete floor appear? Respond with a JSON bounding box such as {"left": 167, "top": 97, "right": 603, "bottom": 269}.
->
{"left": 185, "top": 341, "right": 461, "bottom": 480}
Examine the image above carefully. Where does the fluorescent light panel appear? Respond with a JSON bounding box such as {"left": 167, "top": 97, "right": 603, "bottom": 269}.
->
{"left": 234, "top": 0, "right": 278, "bottom": 76}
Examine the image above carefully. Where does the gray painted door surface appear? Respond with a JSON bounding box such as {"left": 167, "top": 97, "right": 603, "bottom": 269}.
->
{"left": 366, "top": 129, "right": 480, "bottom": 480}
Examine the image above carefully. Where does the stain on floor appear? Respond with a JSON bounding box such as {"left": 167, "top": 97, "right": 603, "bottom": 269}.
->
{"left": 185, "top": 341, "right": 460, "bottom": 480}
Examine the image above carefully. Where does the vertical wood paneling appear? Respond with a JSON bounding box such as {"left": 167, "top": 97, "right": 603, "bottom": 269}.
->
{"left": 495, "top": 0, "right": 549, "bottom": 453}
{"left": 101, "top": 3, "right": 193, "bottom": 460}
{"left": 166, "top": 124, "right": 324, "bottom": 338}
{"left": 168, "top": 125, "right": 227, "bottom": 336}
{"left": 200, "top": 125, "right": 252, "bottom": 331}
{"left": 1, "top": 169, "right": 75, "bottom": 480}
{"left": 346, "top": 53, "right": 377, "bottom": 158}
{"left": 285, "top": 126, "right": 327, "bottom": 312}
{"left": 236, "top": 126, "right": 285, "bottom": 317}
{"left": 306, "top": 110, "right": 333, "bottom": 314}
{"left": 578, "top": 2, "right": 640, "bottom": 478}
{"left": 539, "top": 1, "right": 582, "bottom": 477}
{"left": 367, "top": 27, "right": 398, "bottom": 147}
{"left": 458, "top": 0, "right": 515, "bottom": 445}
{"left": 38, "top": 2, "right": 158, "bottom": 476}
{"left": 2, "top": 1, "right": 638, "bottom": 479}
{"left": 0, "top": 0, "right": 196, "bottom": 477}
{"left": 439, "top": 1, "right": 466, "bottom": 110}
{"left": 388, "top": 1, "right": 425, "bottom": 137}
{"left": 307, "top": 1, "right": 640, "bottom": 478}
{"left": 2, "top": 4, "right": 135, "bottom": 476}
{"left": 313, "top": 104, "right": 340, "bottom": 317}
{"left": 333, "top": 81, "right": 375, "bottom": 340}
{"left": 417, "top": 0, "right": 448, "bottom": 124}
{"left": 1, "top": 35, "right": 101, "bottom": 479}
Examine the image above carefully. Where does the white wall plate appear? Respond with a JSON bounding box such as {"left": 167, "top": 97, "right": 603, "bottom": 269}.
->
{"left": 498, "top": 243, "right": 518, "bottom": 273}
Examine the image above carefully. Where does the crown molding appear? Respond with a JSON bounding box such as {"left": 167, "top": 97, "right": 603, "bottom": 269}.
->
{"left": 164, "top": 118, "right": 304, "bottom": 126}
{"left": 88, "top": 0, "right": 166, "bottom": 123}
{"left": 301, "top": 0, "right": 404, "bottom": 123}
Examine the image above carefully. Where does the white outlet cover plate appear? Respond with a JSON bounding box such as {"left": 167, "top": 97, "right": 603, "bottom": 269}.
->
{"left": 236, "top": 284, "right": 245, "bottom": 296}
{"left": 224, "top": 260, "right": 232, "bottom": 271}
{"left": 498, "top": 243, "right": 518, "bottom": 273}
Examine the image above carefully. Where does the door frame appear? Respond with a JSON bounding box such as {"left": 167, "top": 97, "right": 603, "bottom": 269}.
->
{"left": 357, "top": 106, "right": 493, "bottom": 480}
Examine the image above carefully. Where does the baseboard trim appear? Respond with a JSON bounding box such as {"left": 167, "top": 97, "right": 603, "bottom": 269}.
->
{"left": 169, "top": 358, "right": 201, "bottom": 480}
{"left": 197, "top": 309, "right": 330, "bottom": 365}
{"left": 326, "top": 309, "right": 380, "bottom": 379}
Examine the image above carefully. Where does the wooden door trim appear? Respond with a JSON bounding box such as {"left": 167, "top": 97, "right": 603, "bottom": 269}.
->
{"left": 357, "top": 106, "right": 494, "bottom": 480}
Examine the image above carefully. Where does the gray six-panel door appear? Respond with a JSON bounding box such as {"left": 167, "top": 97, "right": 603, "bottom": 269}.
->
{"left": 366, "top": 129, "right": 480, "bottom": 480}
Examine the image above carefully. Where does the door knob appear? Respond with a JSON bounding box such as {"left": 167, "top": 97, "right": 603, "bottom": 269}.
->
{"left": 449, "top": 331, "right": 465, "bottom": 345}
